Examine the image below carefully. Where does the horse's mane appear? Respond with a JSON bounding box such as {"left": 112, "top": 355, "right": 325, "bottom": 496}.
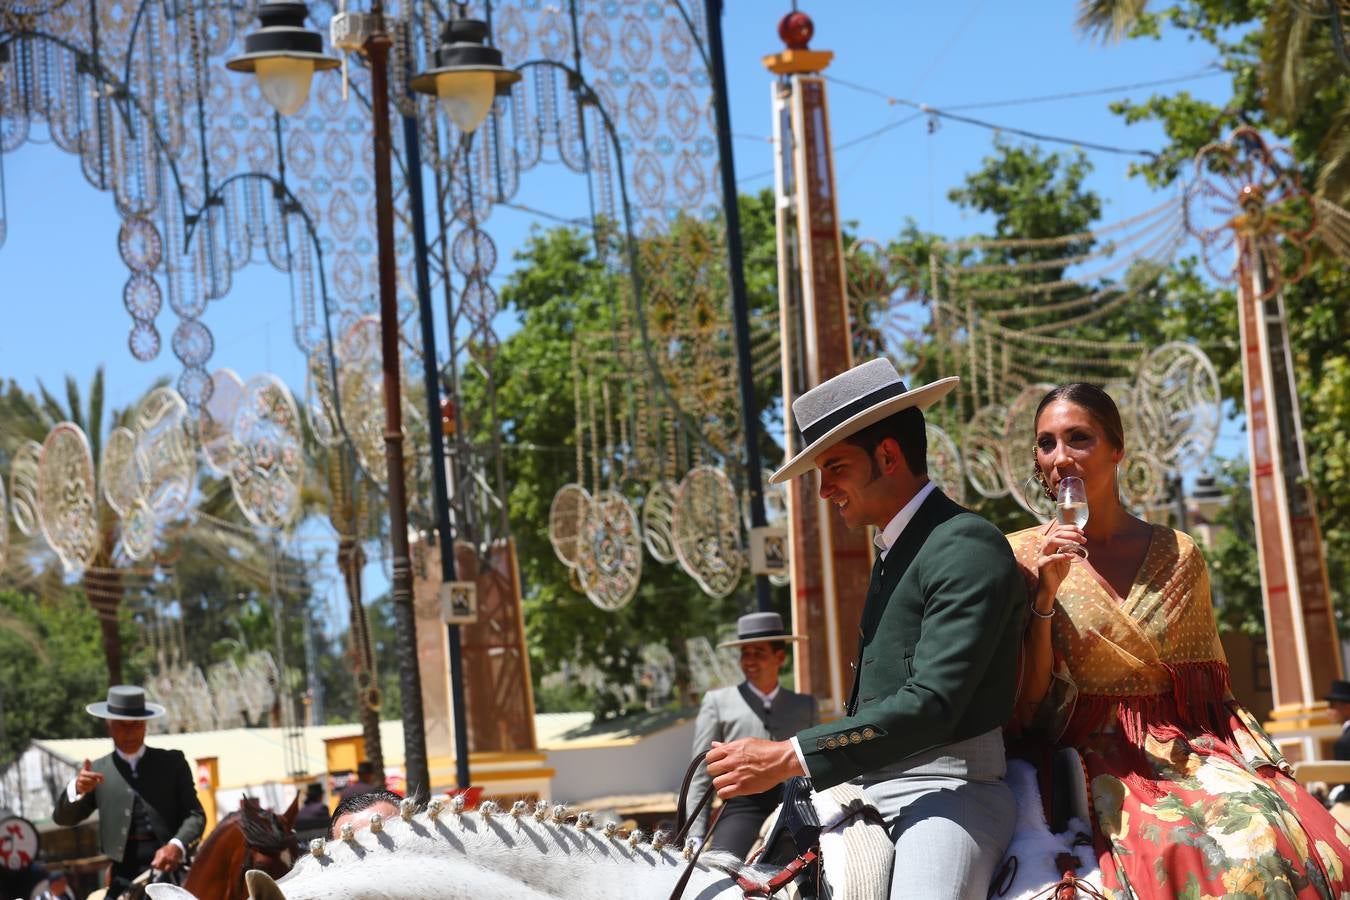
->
{"left": 193, "top": 809, "right": 243, "bottom": 858}
{"left": 237, "top": 799, "right": 293, "bottom": 855}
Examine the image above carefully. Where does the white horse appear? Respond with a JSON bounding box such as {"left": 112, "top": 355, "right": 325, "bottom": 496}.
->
{"left": 149, "top": 761, "right": 1100, "bottom": 900}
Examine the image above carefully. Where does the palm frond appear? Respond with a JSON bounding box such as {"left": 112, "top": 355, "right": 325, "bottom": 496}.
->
{"left": 1075, "top": 0, "right": 1148, "bottom": 43}
{"left": 0, "top": 607, "right": 49, "bottom": 663}
{"left": 64, "top": 375, "right": 84, "bottom": 434}
{"left": 0, "top": 383, "right": 53, "bottom": 455}
{"left": 35, "top": 380, "right": 68, "bottom": 426}
{"left": 1262, "top": 3, "right": 1316, "bottom": 123}
{"left": 1316, "top": 107, "right": 1350, "bottom": 207}
{"left": 89, "top": 367, "right": 106, "bottom": 466}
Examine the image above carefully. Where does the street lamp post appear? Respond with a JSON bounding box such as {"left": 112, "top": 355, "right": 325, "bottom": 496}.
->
{"left": 405, "top": 13, "right": 519, "bottom": 792}
{"left": 704, "top": 0, "right": 772, "bottom": 613}
{"left": 231, "top": 1, "right": 516, "bottom": 800}
{"left": 229, "top": 0, "right": 443, "bottom": 798}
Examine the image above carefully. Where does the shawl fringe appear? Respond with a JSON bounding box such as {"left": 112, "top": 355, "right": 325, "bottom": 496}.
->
{"left": 1060, "top": 660, "right": 1236, "bottom": 800}
{"left": 1061, "top": 660, "right": 1233, "bottom": 745}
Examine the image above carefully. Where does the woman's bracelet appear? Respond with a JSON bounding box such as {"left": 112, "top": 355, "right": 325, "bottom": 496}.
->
{"left": 1029, "top": 603, "right": 1056, "bottom": 619}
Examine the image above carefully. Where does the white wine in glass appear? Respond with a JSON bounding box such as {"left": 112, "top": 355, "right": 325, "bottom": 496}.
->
{"left": 1055, "top": 476, "right": 1089, "bottom": 559}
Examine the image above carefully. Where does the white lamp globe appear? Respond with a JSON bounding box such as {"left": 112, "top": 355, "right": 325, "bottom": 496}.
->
{"left": 226, "top": 4, "right": 338, "bottom": 118}
{"left": 435, "top": 70, "right": 497, "bottom": 133}
{"left": 256, "top": 56, "right": 316, "bottom": 117}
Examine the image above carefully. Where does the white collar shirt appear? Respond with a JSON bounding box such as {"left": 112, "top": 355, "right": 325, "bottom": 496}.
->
{"left": 873, "top": 481, "right": 937, "bottom": 562}
{"left": 745, "top": 682, "right": 779, "bottom": 709}
{"left": 115, "top": 746, "right": 147, "bottom": 773}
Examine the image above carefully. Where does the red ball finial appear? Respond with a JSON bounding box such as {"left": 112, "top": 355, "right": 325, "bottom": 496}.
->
{"left": 778, "top": 11, "right": 814, "bottom": 50}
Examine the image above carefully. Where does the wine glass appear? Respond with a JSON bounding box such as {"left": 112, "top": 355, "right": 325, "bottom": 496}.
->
{"left": 1055, "top": 476, "right": 1089, "bottom": 560}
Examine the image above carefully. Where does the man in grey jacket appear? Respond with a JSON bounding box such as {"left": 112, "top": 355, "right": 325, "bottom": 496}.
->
{"left": 686, "top": 612, "right": 817, "bottom": 857}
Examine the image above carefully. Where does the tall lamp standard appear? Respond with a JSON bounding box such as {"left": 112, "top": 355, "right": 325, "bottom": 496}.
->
{"left": 407, "top": 14, "right": 519, "bottom": 792}
{"left": 228, "top": 0, "right": 510, "bottom": 801}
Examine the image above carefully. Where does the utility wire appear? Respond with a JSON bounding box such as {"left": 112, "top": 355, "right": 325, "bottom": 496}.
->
{"left": 825, "top": 65, "right": 1222, "bottom": 110}
{"left": 915, "top": 107, "right": 1158, "bottom": 158}
{"left": 814, "top": 65, "right": 1232, "bottom": 159}
{"left": 942, "top": 65, "right": 1225, "bottom": 110}
{"left": 736, "top": 112, "right": 927, "bottom": 185}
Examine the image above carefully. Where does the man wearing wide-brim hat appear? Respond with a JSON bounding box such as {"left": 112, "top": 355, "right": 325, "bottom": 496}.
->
{"left": 53, "top": 686, "right": 205, "bottom": 897}
{"left": 685, "top": 611, "right": 817, "bottom": 857}
{"left": 705, "top": 359, "right": 1027, "bottom": 899}
{"left": 1325, "top": 680, "right": 1350, "bottom": 804}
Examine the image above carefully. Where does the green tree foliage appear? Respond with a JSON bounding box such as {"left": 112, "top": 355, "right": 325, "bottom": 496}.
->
{"left": 0, "top": 373, "right": 352, "bottom": 730}
{"left": 1102, "top": 1, "right": 1350, "bottom": 632}
{"left": 0, "top": 589, "right": 112, "bottom": 763}
{"left": 0, "top": 369, "right": 150, "bottom": 683}
{"left": 458, "top": 198, "right": 784, "bottom": 717}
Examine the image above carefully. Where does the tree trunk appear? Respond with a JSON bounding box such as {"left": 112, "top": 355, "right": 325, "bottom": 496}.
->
{"left": 339, "top": 535, "right": 385, "bottom": 790}
{"left": 83, "top": 548, "right": 124, "bottom": 685}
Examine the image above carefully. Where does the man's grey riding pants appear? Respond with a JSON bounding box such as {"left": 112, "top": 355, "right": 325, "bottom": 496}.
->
{"left": 855, "top": 728, "right": 1016, "bottom": 900}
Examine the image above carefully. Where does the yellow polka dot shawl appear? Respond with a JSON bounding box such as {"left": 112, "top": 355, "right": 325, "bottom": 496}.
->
{"left": 1007, "top": 524, "right": 1246, "bottom": 751}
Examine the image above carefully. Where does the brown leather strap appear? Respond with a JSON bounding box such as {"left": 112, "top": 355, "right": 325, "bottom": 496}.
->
{"left": 672, "top": 750, "right": 708, "bottom": 845}
{"left": 735, "top": 848, "right": 819, "bottom": 897}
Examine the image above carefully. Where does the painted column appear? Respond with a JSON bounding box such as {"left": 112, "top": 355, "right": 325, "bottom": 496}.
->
{"left": 766, "top": 16, "right": 872, "bottom": 715}
{"left": 1237, "top": 238, "right": 1342, "bottom": 761}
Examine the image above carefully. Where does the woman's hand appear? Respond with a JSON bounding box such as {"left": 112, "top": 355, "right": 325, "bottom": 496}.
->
{"left": 1032, "top": 521, "right": 1084, "bottom": 613}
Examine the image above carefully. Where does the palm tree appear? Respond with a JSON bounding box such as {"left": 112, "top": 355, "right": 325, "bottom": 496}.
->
{"left": 293, "top": 374, "right": 388, "bottom": 787}
{"left": 0, "top": 368, "right": 141, "bottom": 683}
{"left": 324, "top": 445, "right": 387, "bottom": 788}
{"left": 1261, "top": 2, "right": 1350, "bottom": 204}
{"left": 1074, "top": 0, "right": 1149, "bottom": 43}
{"left": 1075, "top": 1, "right": 1350, "bottom": 204}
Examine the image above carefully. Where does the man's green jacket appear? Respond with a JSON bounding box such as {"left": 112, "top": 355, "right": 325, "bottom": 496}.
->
{"left": 798, "top": 488, "right": 1028, "bottom": 789}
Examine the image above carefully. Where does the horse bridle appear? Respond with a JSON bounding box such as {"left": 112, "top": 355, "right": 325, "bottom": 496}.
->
{"left": 667, "top": 753, "right": 838, "bottom": 900}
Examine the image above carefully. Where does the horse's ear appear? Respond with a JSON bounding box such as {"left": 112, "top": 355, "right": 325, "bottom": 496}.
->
{"left": 282, "top": 790, "right": 301, "bottom": 827}
{"left": 245, "top": 869, "right": 286, "bottom": 900}
{"left": 146, "top": 887, "right": 201, "bottom": 900}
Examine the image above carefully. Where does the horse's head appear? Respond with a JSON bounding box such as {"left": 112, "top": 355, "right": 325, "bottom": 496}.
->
{"left": 237, "top": 793, "right": 303, "bottom": 880}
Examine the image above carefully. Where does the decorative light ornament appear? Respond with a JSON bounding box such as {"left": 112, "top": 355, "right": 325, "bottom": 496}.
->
{"left": 411, "top": 17, "right": 522, "bottom": 134}
{"left": 226, "top": 3, "right": 340, "bottom": 117}
{"left": 1187, "top": 127, "right": 1315, "bottom": 302}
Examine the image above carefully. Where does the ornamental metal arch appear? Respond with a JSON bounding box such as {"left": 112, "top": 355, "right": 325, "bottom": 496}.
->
{"left": 0, "top": 24, "right": 380, "bottom": 487}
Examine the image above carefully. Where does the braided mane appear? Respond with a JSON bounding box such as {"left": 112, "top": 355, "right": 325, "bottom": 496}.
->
{"left": 238, "top": 797, "right": 293, "bottom": 855}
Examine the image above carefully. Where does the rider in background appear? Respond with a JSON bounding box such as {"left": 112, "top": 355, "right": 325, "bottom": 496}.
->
{"left": 686, "top": 611, "right": 817, "bottom": 857}
{"left": 294, "top": 782, "right": 330, "bottom": 834}
{"left": 53, "top": 685, "right": 205, "bottom": 897}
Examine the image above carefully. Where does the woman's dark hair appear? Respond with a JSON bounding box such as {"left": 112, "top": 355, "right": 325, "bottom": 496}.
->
{"left": 1034, "top": 383, "right": 1125, "bottom": 449}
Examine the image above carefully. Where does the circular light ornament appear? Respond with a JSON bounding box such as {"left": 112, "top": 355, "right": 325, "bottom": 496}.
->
{"left": 226, "top": 3, "right": 340, "bottom": 117}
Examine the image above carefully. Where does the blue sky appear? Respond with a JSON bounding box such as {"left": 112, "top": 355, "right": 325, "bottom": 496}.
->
{"left": 0, "top": 4, "right": 1240, "bottom": 632}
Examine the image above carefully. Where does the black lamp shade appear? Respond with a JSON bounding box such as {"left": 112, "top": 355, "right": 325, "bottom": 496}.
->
{"left": 226, "top": 2, "right": 340, "bottom": 72}
{"left": 410, "top": 17, "right": 521, "bottom": 97}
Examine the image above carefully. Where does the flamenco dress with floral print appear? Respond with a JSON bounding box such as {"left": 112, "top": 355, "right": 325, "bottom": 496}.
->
{"left": 1008, "top": 524, "right": 1350, "bottom": 900}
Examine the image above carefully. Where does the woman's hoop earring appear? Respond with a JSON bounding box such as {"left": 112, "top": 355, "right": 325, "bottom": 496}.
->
{"left": 1031, "top": 448, "right": 1053, "bottom": 500}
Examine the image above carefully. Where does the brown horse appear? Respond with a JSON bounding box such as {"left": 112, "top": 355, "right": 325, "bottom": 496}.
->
{"left": 182, "top": 795, "right": 301, "bottom": 900}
